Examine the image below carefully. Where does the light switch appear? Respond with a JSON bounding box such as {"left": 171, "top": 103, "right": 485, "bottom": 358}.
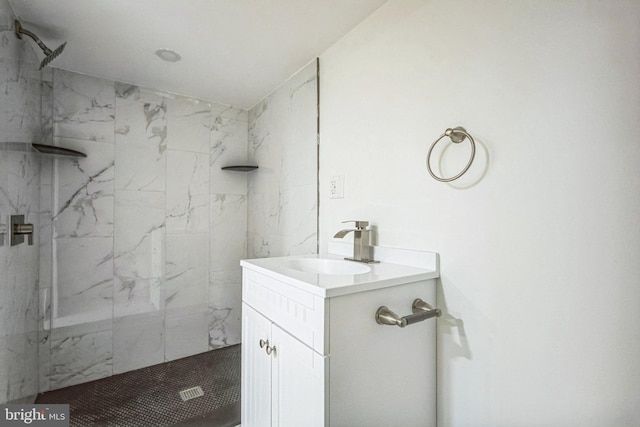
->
{"left": 330, "top": 175, "right": 344, "bottom": 199}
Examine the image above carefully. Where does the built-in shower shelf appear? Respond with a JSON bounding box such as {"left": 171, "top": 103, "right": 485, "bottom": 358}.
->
{"left": 221, "top": 165, "right": 258, "bottom": 172}
{"left": 32, "top": 143, "right": 86, "bottom": 158}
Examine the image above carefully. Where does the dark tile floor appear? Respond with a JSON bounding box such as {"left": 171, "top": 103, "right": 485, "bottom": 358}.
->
{"left": 36, "top": 345, "right": 241, "bottom": 427}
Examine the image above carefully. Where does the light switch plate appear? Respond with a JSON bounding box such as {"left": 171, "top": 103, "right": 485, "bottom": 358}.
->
{"left": 330, "top": 175, "right": 344, "bottom": 199}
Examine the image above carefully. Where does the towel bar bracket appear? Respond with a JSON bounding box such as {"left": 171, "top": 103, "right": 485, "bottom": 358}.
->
{"left": 375, "top": 298, "right": 441, "bottom": 328}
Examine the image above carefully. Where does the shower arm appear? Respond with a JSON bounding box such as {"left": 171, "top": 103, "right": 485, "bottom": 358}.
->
{"left": 14, "top": 20, "right": 53, "bottom": 56}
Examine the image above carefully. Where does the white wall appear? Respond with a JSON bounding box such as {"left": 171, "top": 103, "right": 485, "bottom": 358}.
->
{"left": 319, "top": 0, "right": 640, "bottom": 425}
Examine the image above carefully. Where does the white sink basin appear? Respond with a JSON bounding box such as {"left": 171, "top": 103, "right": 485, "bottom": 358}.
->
{"left": 285, "top": 258, "right": 371, "bottom": 275}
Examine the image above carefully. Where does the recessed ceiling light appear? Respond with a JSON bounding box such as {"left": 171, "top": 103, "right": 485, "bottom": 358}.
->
{"left": 155, "top": 48, "right": 181, "bottom": 62}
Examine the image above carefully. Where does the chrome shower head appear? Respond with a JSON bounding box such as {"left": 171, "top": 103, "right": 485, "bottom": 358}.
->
{"left": 14, "top": 20, "right": 66, "bottom": 70}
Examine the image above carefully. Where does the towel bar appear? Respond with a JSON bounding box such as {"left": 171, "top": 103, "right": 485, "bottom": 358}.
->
{"left": 375, "top": 298, "right": 441, "bottom": 328}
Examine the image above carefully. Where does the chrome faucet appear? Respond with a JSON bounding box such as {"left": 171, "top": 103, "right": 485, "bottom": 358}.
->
{"left": 333, "top": 220, "right": 378, "bottom": 263}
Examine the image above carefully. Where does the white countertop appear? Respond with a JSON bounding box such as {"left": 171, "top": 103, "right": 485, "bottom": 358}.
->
{"left": 240, "top": 250, "right": 439, "bottom": 298}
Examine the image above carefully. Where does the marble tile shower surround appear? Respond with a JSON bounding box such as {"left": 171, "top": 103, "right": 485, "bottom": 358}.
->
{"left": 248, "top": 59, "right": 318, "bottom": 259}
{"left": 0, "top": 1, "right": 41, "bottom": 403}
{"left": 35, "top": 69, "right": 251, "bottom": 391}
{"left": 1, "top": 28, "right": 317, "bottom": 397}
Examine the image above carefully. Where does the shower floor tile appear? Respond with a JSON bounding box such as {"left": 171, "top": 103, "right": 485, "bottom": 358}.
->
{"left": 36, "top": 344, "right": 241, "bottom": 427}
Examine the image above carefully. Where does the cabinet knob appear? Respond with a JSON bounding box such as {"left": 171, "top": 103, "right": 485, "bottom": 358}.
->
{"left": 265, "top": 345, "right": 276, "bottom": 356}
{"left": 259, "top": 339, "right": 268, "bottom": 349}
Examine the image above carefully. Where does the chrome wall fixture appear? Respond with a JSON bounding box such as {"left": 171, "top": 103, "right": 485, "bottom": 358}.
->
{"left": 10, "top": 215, "right": 34, "bottom": 246}
{"left": 14, "top": 20, "right": 67, "bottom": 70}
{"left": 375, "top": 298, "right": 441, "bottom": 328}
{"left": 426, "top": 126, "right": 476, "bottom": 182}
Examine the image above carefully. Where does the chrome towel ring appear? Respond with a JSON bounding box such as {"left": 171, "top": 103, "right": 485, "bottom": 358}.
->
{"left": 426, "top": 127, "right": 476, "bottom": 182}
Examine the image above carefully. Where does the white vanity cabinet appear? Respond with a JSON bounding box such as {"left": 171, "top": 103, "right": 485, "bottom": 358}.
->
{"left": 241, "top": 252, "right": 439, "bottom": 427}
{"left": 241, "top": 303, "right": 325, "bottom": 427}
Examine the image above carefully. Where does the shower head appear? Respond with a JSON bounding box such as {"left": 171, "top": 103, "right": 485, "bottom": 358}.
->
{"left": 14, "top": 20, "right": 66, "bottom": 70}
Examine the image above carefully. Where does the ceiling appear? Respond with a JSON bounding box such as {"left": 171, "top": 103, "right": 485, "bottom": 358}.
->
{"left": 8, "top": 0, "right": 387, "bottom": 109}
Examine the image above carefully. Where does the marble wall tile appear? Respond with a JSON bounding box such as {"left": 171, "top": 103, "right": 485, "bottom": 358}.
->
{"left": 38, "top": 330, "right": 51, "bottom": 393}
{"left": 0, "top": 145, "right": 9, "bottom": 244}
{"left": 208, "top": 272, "right": 241, "bottom": 349}
{"left": 247, "top": 193, "right": 272, "bottom": 258}
{"left": 208, "top": 99, "right": 249, "bottom": 353}
{"left": 0, "top": 1, "right": 38, "bottom": 63}
{"left": 113, "top": 312, "right": 164, "bottom": 374}
{"left": 0, "top": 141, "right": 6, "bottom": 200}
{"left": 0, "top": 58, "right": 41, "bottom": 142}
{"left": 115, "top": 82, "right": 166, "bottom": 106}
{"left": 276, "top": 184, "right": 318, "bottom": 255}
{"left": 113, "top": 191, "right": 165, "bottom": 318}
{"left": 165, "top": 233, "right": 208, "bottom": 315}
{"left": 248, "top": 63, "right": 318, "bottom": 194}
{"left": 114, "top": 191, "right": 165, "bottom": 281}
{"left": 41, "top": 80, "right": 54, "bottom": 144}
{"left": 0, "top": 148, "right": 40, "bottom": 403}
{"left": 0, "top": 22, "right": 42, "bottom": 402}
{"left": 115, "top": 97, "right": 167, "bottom": 192}
{"left": 248, "top": 100, "right": 277, "bottom": 196}
{"left": 38, "top": 288, "right": 51, "bottom": 392}
{"left": 38, "top": 157, "right": 53, "bottom": 291}
{"left": 0, "top": 147, "right": 38, "bottom": 220}
{"left": 49, "top": 320, "right": 112, "bottom": 389}
{"left": 209, "top": 194, "right": 245, "bottom": 348}
{"left": 166, "top": 96, "right": 211, "bottom": 153}
{"left": 210, "top": 194, "right": 246, "bottom": 271}
{"left": 1, "top": 35, "right": 261, "bottom": 395}
{"left": 0, "top": 246, "right": 39, "bottom": 337}
{"left": 1, "top": 57, "right": 260, "bottom": 396}
{"left": 38, "top": 288, "right": 51, "bottom": 330}
{"left": 53, "top": 237, "right": 113, "bottom": 327}
{"left": 247, "top": 60, "right": 318, "bottom": 258}
{"left": 283, "top": 70, "right": 318, "bottom": 190}
{"left": 52, "top": 139, "right": 114, "bottom": 238}
{"left": 0, "top": 332, "right": 39, "bottom": 402}
{"left": 53, "top": 69, "right": 115, "bottom": 143}
{"left": 0, "top": 30, "right": 26, "bottom": 63}
{"left": 210, "top": 113, "right": 249, "bottom": 195}
{"left": 166, "top": 150, "right": 209, "bottom": 233}
{"left": 114, "top": 277, "right": 163, "bottom": 318}
{"left": 248, "top": 185, "right": 316, "bottom": 258}
{"left": 210, "top": 103, "right": 248, "bottom": 122}
{"left": 165, "top": 311, "right": 208, "bottom": 362}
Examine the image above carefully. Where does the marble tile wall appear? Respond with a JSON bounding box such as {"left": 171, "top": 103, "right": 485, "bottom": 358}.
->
{"left": 0, "top": 0, "right": 42, "bottom": 404}
{"left": 2, "top": 7, "right": 316, "bottom": 394}
{"left": 248, "top": 59, "right": 318, "bottom": 258}
{"left": 38, "top": 70, "right": 249, "bottom": 391}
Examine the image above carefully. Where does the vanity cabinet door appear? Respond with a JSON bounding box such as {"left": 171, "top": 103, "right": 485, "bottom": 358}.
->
{"left": 271, "top": 324, "right": 326, "bottom": 427}
{"left": 242, "top": 304, "right": 273, "bottom": 427}
{"left": 242, "top": 303, "right": 326, "bottom": 427}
